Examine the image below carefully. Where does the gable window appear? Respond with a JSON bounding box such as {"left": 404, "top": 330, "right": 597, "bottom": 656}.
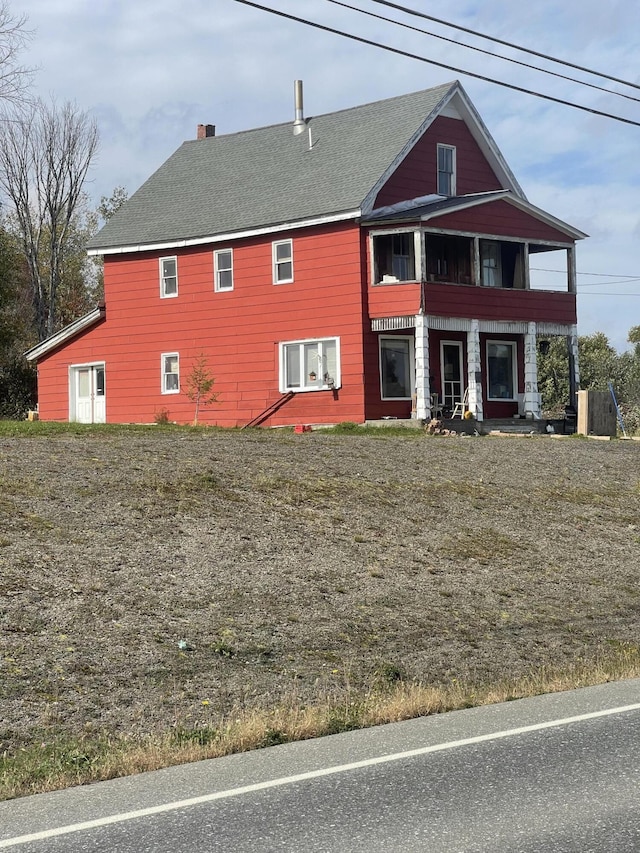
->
{"left": 214, "top": 249, "right": 233, "bottom": 291}
{"left": 160, "top": 257, "right": 178, "bottom": 298}
{"left": 486, "top": 341, "right": 516, "bottom": 400}
{"left": 280, "top": 337, "right": 339, "bottom": 391}
{"left": 162, "top": 352, "right": 180, "bottom": 394}
{"left": 273, "top": 239, "right": 293, "bottom": 284}
{"left": 437, "top": 144, "right": 456, "bottom": 196}
{"left": 379, "top": 336, "right": 414, "bottom": 400}
{"left": 373, "top": 233, "right": 416, "bottom": 283}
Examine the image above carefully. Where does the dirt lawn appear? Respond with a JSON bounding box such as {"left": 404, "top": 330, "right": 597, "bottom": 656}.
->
{"left": 1, "top": 426, "right": 639, "bottom": 753}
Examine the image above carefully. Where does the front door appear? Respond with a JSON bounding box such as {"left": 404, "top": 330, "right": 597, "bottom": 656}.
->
{"left": 441, "top": 342, "right": 463, "bottom": 411}
{"left": 73, "top": 365, "right": 105, "bottom": 423}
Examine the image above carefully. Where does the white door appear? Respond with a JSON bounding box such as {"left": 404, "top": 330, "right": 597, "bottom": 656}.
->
{"left": 74, "top": 365, "right": 105, "bottom": 423}
{"left": 440, "top": 342, "right": 464, "bottom": 411}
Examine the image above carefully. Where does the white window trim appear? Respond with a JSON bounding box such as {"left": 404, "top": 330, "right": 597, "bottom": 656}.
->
{"left": 437, "top": 144, "right": 456, "bottom": 196}
{"left": 379, "top": 335, "right": 415, "bottom": 401}
{"left": 486, "top": 340, "right": 517, "bottom": 402}
{"left": 439, "top": 340, "right": 464, "bottom": 409}
{"left": 272, "top": 239, "right": 294, "bottom": 284}
{"left": 161, "top": 352, "right": 180, "bottom": 395}
{"left": 214, "top": 248, "right": 234, "bottom": 292}
{"left": 279, "top": 336, "right": 341, "bottom": 393}
{"left": 159, "top": 256, "right": 178, "bottom": 298}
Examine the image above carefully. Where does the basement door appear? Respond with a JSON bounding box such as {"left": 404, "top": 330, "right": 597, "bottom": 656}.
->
{"left": 72, "top": 364, "right": 105, "bottom": 423}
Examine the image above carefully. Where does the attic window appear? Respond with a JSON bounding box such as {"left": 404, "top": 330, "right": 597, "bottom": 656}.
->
{"left": 373, "top": 233, "right": 416, "bottom": 283}
{"left": 437, "top": 144, "right": 456, "bottom": 196}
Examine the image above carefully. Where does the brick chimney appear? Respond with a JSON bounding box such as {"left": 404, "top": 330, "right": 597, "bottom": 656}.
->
{"left": 197, "top": 124, "right": 216, "bottom": 140}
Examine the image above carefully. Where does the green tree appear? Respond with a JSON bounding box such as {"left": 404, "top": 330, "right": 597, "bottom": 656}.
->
{"left": 185, "top": 354, "right": 219, "bottom": 425}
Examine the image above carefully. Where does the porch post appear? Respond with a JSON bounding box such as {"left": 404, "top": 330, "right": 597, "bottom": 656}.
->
{"left": 414, "top": 313, "right": 430, "bottom": 420}
{"left": 467, "top": 319, "right": 483, "bottom": 421}
{"left": 567, "top": 324, "right": 580, "bottom": 410}
{"left": 523, "top": 321, "right": 541, "bottom": 418}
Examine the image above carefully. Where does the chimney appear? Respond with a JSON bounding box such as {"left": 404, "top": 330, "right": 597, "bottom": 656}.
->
{"left": 293, "top": 80, "right": 305, "bottom": 136}
{"left": 197, "top": 123, "right": 216, "bottom": 140}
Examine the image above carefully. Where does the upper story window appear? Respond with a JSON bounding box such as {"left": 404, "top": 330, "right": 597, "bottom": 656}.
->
{"left": 214, "top": 249, "right": 233, "bottom": 292}
{"left": 273, "top": 239, "right": 293, "bottom": 284}
{"left": 480, "top": 240, "right": 525, "bottom": 289}
{"left": 280, "top": 337, "right": 339, "bottom": 392}
{"left": 160, "top": 256, "right": 178, "bottom": 298}
{"left": 437, "top": 144, "right": 456, "bottom": 196}
{"left": 162, "top": 352, "right": 180, "bottom": 394}
{"left": 373, "top": 232, "right": 417, "bottom": 283}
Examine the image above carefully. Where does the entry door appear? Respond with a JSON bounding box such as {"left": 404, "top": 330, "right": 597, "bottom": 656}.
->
{"left": 74, "top": 365, "right": 105, "bottom": 423}
{"left": 441, "top": 342, "right": 463, "bottom": 410}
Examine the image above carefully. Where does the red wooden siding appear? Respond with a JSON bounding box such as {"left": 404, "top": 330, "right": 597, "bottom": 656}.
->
{"left": 426, "top": 200, "right": 575, "bottom": 243}
{"left": 37, "top": 222, "right": 369, "bottom": 427}
{"left": 368, "top": 283, "right": 421, "bottom": 319}
{"left": 424, "top": 282, "right": 576, "bottom": 324}
{"left": 374, "top": 116, "right": 502, "bottom": 208}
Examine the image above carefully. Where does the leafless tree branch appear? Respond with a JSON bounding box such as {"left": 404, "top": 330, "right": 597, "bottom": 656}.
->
{"left": 0, "top": 98, "right": 99, "bottom": 339}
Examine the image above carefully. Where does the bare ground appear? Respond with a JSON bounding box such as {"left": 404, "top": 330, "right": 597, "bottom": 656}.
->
{"left": 1, "top": 426, "right": 639, "bottom": 753}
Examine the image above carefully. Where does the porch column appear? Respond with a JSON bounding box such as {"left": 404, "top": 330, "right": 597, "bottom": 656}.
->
{"left": 523, "top": 321, "right": 542, "bottom": 418}
{"left": 467, "top": 319, "right": 483, "bottom": 421}
{"left": 568, "top": 324, "right": 580, "bottom": 410}
{"left": 414, "top": 313, "right": 430, "bottom": 420}
{"left": 415, "top": 314, "right": 431, "bottom": 420}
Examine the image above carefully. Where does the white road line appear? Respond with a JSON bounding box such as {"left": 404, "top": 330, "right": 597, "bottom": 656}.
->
{"left": 2, "top": 701, "right": 640, "bottom": 848}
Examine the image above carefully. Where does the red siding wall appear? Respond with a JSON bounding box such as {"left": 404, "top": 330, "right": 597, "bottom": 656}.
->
{"left": 374, "top": 115, "right": 502, "bottom": 207}
{"left": 37, "top": 222, "right": 368, "bottom": 427}
{"left": 426, "top": 200, "right": 574, "bottom": 243}
{"left": 424, "top": 282, "right": 576, "bottom": 324}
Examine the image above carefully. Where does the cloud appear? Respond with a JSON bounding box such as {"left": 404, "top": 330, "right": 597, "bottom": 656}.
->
{"left": 15, "top": 0, "right": 640, "bottom": 350}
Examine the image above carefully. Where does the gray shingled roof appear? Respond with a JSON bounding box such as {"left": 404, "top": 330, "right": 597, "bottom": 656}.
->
{"left": 87, "top": 82, "right": 458, "bottom": 251}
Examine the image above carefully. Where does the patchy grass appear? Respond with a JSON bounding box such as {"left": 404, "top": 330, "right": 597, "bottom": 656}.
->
{"left": 1, "top": 423, "right": 639, "bottom": 799}
{"left": 2, "top": 643, "right": 639, "bottom": 801}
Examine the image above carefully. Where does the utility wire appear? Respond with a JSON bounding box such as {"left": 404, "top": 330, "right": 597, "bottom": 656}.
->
{"left": 232, "top": 0, "right": 640, "bottom": 129}
{"left": 323, "top": 0, "right": 640, "bottom": 105}
{"left": 370, "top": 0, "right": 640, "bottom": 93}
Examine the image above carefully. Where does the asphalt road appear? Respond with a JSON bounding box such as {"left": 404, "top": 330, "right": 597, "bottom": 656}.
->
{"left": 2, "top": 679, "right": 640, "bottom": 852}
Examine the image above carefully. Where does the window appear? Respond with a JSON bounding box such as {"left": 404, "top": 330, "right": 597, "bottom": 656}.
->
{"left": 373, "top": 233, "right": 416, "bottom": 283}
{"left": 273, "top": 239, "right": 293, "bottom": 284}
{"left": 437, "top": 144, "right": 456, "bottom": 196}
{"left": 479, "top": 240, "right": 525, "bottom": 289}
{"left": 214, "top": 249, "right": 233, "bottom": 291}
{"left": 160, "top": 257, "right": 178, "bottom": 298}
{"left": 162, "top": 353, "right": 180, "bottom": 394}
{"left": 379, "top": 336, "right": 414, "bottom": 400}
{"left": 426, "top": 234, "right": 471, "bottom": 284}
{"left": 480, "top": 241, "right": 502, "bottom": 287}
{"left": 486, "top": 341, "right": 516, "bottom": 400}
{"left": 280, "top": 337, "right": 339, "bottom": 391}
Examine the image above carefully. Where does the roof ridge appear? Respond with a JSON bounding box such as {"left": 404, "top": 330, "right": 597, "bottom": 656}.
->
{"left": 184, "top": 80, "right": 458, "bottom": 143}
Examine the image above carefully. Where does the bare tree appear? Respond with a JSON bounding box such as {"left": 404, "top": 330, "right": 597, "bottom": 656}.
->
{"left": 0, "top": 1, "right": 33, "bottom": 107}
{"left": 0, "top": 99, "right": 99, "bottom": 340}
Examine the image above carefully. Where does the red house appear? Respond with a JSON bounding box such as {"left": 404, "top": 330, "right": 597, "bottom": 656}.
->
{"left": 26, "top": 81, "right": 585, "bottom": 428}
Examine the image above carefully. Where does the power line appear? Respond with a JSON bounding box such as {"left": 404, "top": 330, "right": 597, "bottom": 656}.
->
{"left": 370, "top": 0, "right": 640, "bottom": 94}
{"left": 323, "top": 0, "right": 640, "bottom": 106}
{"left": 232, "top": 0, "right": 640, "bottom": 129}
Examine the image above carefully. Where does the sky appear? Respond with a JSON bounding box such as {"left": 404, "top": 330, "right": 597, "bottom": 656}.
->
{"left": 13, "top": 0, "right": 640, "bottom": 352}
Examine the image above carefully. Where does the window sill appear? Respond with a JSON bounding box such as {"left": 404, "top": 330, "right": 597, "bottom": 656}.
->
{"left": 373, "top": 279, "right": 418, "bottom": 286}
{"left": 283, "top": 385, "right": 339, "bottom": 393}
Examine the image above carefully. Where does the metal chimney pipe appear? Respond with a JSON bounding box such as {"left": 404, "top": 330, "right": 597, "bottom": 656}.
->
{"left": 293, "top": 80, "right": 306, "bottom": 135}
